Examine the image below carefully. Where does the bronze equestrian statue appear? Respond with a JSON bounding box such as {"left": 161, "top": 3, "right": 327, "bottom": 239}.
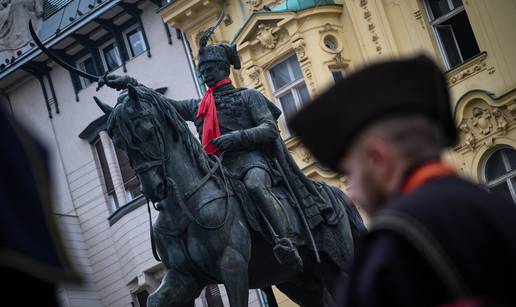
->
{"left": 29, "top": 15, "right": 366, "bottom": 307}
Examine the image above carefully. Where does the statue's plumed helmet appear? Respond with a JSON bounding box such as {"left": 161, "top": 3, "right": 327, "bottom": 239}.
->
{"left": 197, "top": 11, "right": 241, "bottom": 70}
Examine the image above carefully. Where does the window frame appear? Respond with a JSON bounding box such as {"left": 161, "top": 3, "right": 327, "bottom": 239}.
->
{"left": 266, "top": 54, "right": 308, "bottom": 137}
{"left": 123, "top": 24, "right": 147, "bottom": 58}
{"left": 99, "top": 38, "right": 123, "bottom": 72}
{"left": 114, "top": 146, "right": 142, "bottom": 203}
{"left": 330, "top": 68, "right": 346, "bottom": 84}
{"left": 93, "top": 138, "right": 119, "bottom": 213}
{"left": 76, "top": 54, "right": 96, "bottom": 89}
{"left": 423, "top": 0, "right": 475, "bottom": 69}
{"left": 482, "top": 146, "right": 516, "bottom": 203}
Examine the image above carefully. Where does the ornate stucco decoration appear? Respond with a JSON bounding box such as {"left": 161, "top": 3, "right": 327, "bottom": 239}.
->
{"left": 459, "top": 122, "right": 477, "bottom": 150}
{"left": 245, "top": 65, "right": 262, "bottom": 87}
{"left": 297, "top": 147, "right": 312, "bottom": 163}
{"left": 0, "top": 0, "right": 43, "bottom": 61}
{"left": 245, "top": 0, "right": 282, "bottom": 10}
{"left": 471, "top": 107, "right": 493, "bottom": 136}
{"left": 454, "top": 91, "right": 516, "bottom": 154}
{"left": 302, "top": 64, "right": 317, "bottom": 95}
{"left": 292, "top": 38, "right": 307, "bottom": 62}
{"left": 414, "top": 10, "right": 426, "bottom": 30}
{"left": 507, "top": 100, "right": 516, "bottom": 120}
{"left": 318, "top": 23, "right": 338, "bottom": 34}
{"left": 245, "top": 0, "right": 263, "bottom": 10}
{"left": 256, "top": 23, "right": 279, "bottom": 49}
{"left": 447, "top": 52, "right": 488, "bottom": 86}
{"left": 359, "top": 0, "right": 382, "bottom": 55}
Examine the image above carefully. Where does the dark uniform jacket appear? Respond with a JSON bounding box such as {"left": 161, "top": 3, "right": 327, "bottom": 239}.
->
{"left": 167, "top": 85, "right": 337, "bottom": 230}
{"left": 345, "top": 169, "right": 516, "bottom": 307}
{"left": 169, "top": 85, "right": 279, "bottom": 178}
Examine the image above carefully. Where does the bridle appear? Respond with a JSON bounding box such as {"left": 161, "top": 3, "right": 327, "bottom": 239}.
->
{"left": 128, "top": 105, "right": 230, "bottom": 262}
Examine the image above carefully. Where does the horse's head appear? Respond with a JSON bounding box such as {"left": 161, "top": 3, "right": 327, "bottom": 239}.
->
{"left": 94, "top": 84, "right": 172, "bottom": 202}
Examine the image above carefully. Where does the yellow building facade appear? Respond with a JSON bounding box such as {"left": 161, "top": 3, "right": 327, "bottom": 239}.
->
{"left": 160, "top": 0, "right": 516, "bottom": 305}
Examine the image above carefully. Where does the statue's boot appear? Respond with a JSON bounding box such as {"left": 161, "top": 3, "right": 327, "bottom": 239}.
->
{"left": 249, "top": 182, "right": 303, "bottom": 270}
{"left": 261, "top": 195, "right": 303, "bottom": 271}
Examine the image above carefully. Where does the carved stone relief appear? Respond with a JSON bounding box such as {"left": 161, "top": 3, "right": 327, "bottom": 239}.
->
{"left": 358, "top": 0, "right": 382, "bottom": 55}
{"left": 256, "top": 23, "right": 279, "bottom": 49}
{"left": 459, "top": 122, "right": 477, "bottom": 150}
{"left": 301, "top": 62, "right": 317, "bottom": 95}
{"left": 245, "top": 65, "right": 262, "bottom": 87}
{"left": 447, "top": 53, "right": 487, "bottom": 86}
{"left": 0, "top": 0, "right": 44, "bottom": 62}
{"left": 456, "top": 99, "right": 515, "bottom": 153}
{"left": 292, "top": 38, "right": 307, "bottom": 62}
{"left": 318, "top": 23, "right": 338, "bottom": 34}
{"left": 414, "top": 10, "right": 426, "bottom": 30}
{"left": 471, "top": 107, "right": 493, "bottom": 136}
{"left": 245, "top": 0, "right": 281, "bottom": 10}
{"left": 297, "top": 147, "right": 312, "bottom": 163}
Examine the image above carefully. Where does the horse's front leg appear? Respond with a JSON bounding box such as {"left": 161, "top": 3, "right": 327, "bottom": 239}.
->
{"left": 147, "top": 269, "right": 202, "bottom": 307}
{"left": 219, "top": 246, "right": 250, "bottom": 307}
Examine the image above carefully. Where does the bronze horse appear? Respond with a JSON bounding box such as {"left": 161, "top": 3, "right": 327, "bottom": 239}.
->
{"left": 94, "top": 83, "right": 366, "bottom": 307}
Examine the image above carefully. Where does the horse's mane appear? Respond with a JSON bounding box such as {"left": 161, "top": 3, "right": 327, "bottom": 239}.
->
{"left": 107, "top": 85, "right": 215, "bottom": 175}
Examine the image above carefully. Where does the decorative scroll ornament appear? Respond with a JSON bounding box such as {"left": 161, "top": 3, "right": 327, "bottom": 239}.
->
{"left": 256, "top": 24, "right": 278, "bottom": 49}
{"left": 292, "top": 39, "right": 306, "bottom": 61}
{"left": 459, "top": 122, "right": 477, "bottom": 150}
{"left": 245, "top": 0, "right": 262, "bottom": 9}
{"left": 246, "top": 66, "right": 262, "bottom": 87}
{"left": 447, "top": 52, "right": 487, "bottom": 86}
{"left": 298, "top": 147, "right": 312, "bottom": 163}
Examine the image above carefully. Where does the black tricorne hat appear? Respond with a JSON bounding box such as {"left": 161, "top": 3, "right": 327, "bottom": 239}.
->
{"left": 289, "top": 55, "right": 457, "bottom": 170}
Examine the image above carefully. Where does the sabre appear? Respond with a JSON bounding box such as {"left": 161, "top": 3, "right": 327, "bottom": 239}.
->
{"left": 28, "top": 20, "right": 103, "bottom": 82}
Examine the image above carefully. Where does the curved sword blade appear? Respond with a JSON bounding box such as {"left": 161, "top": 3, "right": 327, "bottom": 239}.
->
{"left": 29, "top": 20, "right": 102, "bottom": 82}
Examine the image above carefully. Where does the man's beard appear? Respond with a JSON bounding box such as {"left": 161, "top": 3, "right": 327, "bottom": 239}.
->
{"left": 360, "top": 170, "right": 390, "bottom": 214}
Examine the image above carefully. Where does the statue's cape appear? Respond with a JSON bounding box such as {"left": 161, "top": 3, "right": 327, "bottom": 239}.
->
{"left": 267, "top": 137, "right": 338, "bottom": 229}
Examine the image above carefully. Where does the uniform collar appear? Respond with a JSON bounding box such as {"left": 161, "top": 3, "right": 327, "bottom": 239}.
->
{"left": 399, "top": 158, "right": 455, "bottom": 195}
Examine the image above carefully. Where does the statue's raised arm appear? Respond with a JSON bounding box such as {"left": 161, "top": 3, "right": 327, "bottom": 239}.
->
{"left": 98, "top": 74, "right": 198, "bottom": 122}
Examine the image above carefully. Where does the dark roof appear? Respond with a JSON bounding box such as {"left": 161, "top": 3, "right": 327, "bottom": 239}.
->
{"left": 0, "top": 0, "right": 122, "bottom": 82}
{"left": 43, "top": 0, "right": 75, "bottom": 19}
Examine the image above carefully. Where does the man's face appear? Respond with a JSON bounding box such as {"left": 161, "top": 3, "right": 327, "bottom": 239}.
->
{"left": 338, "top": 138, "right": 397, "bottom": 215}
{"left": 199, "top": 62, "right": 227, "bottom": 88}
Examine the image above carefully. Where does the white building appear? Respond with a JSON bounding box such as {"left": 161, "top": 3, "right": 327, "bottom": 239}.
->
{"left": 0, "top": 0, "right": 265, "bottom": 306}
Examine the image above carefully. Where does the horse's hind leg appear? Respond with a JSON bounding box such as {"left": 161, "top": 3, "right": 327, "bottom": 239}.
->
{"left": 147, "top": 270, "right": 202, "bottom": 307}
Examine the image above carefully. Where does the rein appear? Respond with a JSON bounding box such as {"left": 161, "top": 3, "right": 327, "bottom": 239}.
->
{"left": 167, "top": 155, "right": 231, "bottom": 230}
{"left": 136, "top": 106, "right": 231, "bottom": 261}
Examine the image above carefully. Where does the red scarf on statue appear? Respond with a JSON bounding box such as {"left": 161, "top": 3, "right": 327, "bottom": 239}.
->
{"left": 197, "top": 77, "right": 232, "bottom": 155}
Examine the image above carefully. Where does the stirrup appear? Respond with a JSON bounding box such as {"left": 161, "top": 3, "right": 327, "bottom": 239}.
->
{"left": 273, "top": 238, "right": 303, "bottom": 271}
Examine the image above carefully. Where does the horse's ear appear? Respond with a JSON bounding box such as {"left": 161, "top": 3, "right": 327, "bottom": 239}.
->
{"left": 127, "top": 84, "right": 139, "bottom": 107}
{"left": 93, "top": 96, "right": 113, "bottom": 115}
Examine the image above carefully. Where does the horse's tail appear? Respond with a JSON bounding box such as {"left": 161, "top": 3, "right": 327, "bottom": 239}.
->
{"left": 326, "top": 185, "right": 367, "bottom": 251}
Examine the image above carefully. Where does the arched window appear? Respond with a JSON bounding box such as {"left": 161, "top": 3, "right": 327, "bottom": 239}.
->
{"left": 483, "top": 147, "right": 516, "bottom": 203}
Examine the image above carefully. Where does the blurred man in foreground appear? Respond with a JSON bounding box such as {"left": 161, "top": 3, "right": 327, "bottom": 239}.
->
{"left": 290, "top": 55, "right": 516, "bottom": 307}
{"left": 0, "top": 105, "right": 79, "bottom": 306}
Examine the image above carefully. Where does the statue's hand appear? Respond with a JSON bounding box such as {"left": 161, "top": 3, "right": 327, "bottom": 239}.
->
{"left": 97, "top": 74, "right": 132, "bottom": 91}
{"left": 212, "top": 131, "right": 242, "bottom": 152}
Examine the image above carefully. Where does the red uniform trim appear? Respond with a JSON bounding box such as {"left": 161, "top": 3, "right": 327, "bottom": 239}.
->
{"left": 401, "top": 161, "right": 455, "bottom": 195}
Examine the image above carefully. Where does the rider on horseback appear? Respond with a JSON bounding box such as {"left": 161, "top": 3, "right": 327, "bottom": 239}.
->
{"left": 98, "top": 16, "right": 340, "bottom": 270}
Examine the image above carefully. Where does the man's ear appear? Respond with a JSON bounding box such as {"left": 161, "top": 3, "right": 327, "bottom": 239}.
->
{"left": 363, "top": 138, "right": 394, "bottom": 171}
